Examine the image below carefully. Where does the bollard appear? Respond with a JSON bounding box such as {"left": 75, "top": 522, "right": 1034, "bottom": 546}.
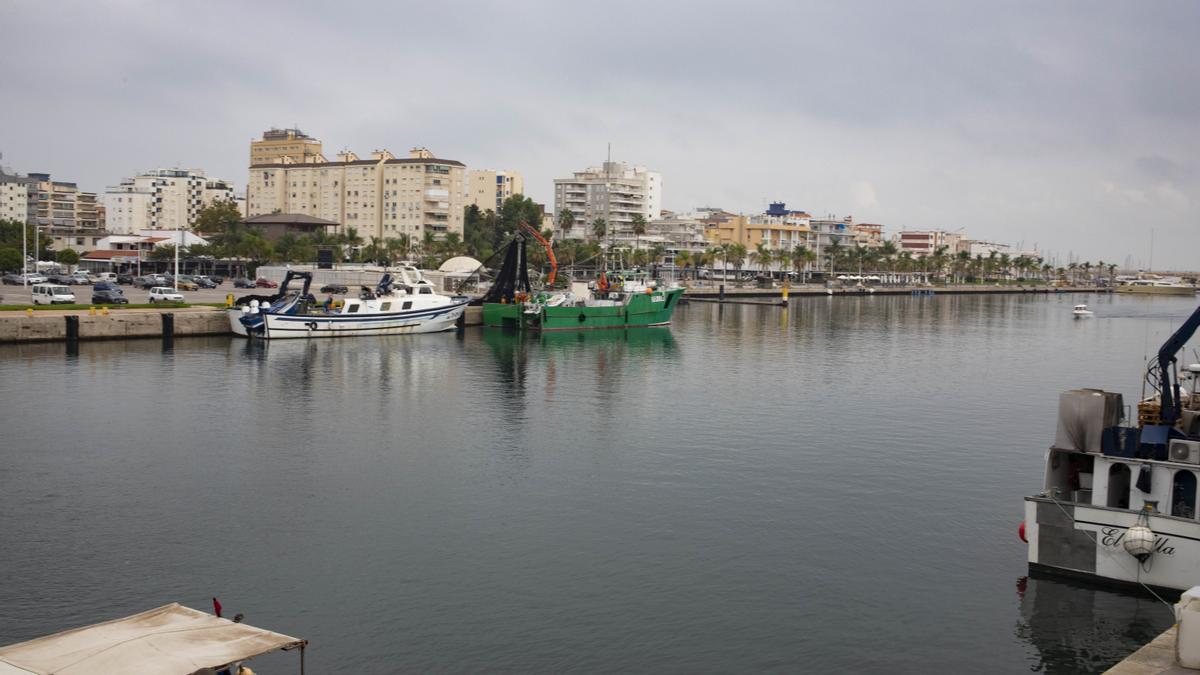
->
{"left": 88, "top": 306, "right": 96, "bottom": 316}
{"left": 225, "top": 293, "right": 234, "bottom": 308}
{"left": 719, "top": 284, "right": 725, "bottom": 301}
{"left": 161, "top": 312, "right": 175, "bottom": 338}
{"left": 101, "top": 306, "right": 109, "bottom": 316}
{"left": 65, "top": 315, "right": 79, "bottom": 343}
{"left": 25, "top": 307, "right": 33, "bottom": 317}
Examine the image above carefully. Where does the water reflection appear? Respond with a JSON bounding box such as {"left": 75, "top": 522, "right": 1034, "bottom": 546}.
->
{"left": 1015, "top": 572, "right": 1173, "bottom": 673}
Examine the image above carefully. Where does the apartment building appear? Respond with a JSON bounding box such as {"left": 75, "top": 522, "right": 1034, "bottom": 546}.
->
{"left": 247, "top": 146, "right": 466, "bottom": 240}
{"left": 466, "top": 169, "right": 524, "bottom": 213}
{"left": 102, "top": 169, "right": 236, "bottom": 234}
{"left": 0, "top": 172, "right": 31, "bottom": 223}
{"left": 250, "top": 128, "right": 324, "bottom": 166}
{"left": 554, "top": 161, "right": 662, "bottom": 240}
{"left": 895, "top": 230, "right": 961, "bottom": 257}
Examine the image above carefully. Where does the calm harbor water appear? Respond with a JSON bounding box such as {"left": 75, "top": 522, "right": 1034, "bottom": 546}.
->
{"left": 1, "top": 293, "right": 1196, "bottom": 672}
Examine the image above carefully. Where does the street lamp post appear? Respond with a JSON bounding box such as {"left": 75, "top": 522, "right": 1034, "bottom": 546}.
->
{"left": 21, "top": 222, "right": 27, "bottom": 287}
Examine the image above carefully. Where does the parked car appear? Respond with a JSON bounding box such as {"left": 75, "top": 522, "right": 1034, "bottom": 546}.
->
{"left": 148, "top": 287, "right": 184, "bottom": 303}
{"left": 208, "top": 275, "right": 225, "bottom": 285}
{"left": 134, "top": 276, "right": 156, "bottom": 289}
{"left": 48, "top": 274, "right": 75, "bottom": 285}
{"left": 92, "top": 272, "right": 117, "bottom": 283}
{"left": 31, "top": 283, "right": 76, "bottom": 305}
{"left": 174, "top": 279, "right": 199, "bottom": 291}
{"left": 192, "top": 275, "right": 217, "bottom": 288}
{"left": 233, "top": 277, "right": 255, "bottom": 288}
{"left": 92, "top": 289, "right": 128, "bottom": 305}
{"left": 70, "top": 272, "right": 92, "bottom": 285}
{"left": 255, "top": 278, "right": 278, "bottom": 288}
{"left": 319, "top": 284, "right": 349, "bottom": 294}
{"left": 116, "top": 274, "right": 134, "bottom": 285}
{"left": 1, "top": 273, "right": 23, "bottom": 285}
{"left": 20, "top": 272, "right": 48, "bottom": 284}
{"left": 93, "top": 282, "right": 121, "bottom": 292}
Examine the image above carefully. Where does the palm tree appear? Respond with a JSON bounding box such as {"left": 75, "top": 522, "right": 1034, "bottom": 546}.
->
{"left": 692, "top": 250, "right": 709, "bottom": 282}
{"left": 592, "top": 218, "right": 607, "bottom": 241}
{"left": 775, "top": 248, "right": 792, "bottom": 282}
{"left": 792, "top": 245, "right": 812, "bottom": 282}
{"left": 753, "top": 242, "right": 772, "bottom": 278}
{"left": 879, "top": 240, "right": 898, "bottom": 273}
{"left": 825, "top": 240, "right": 843, "bottom": 277}
{"left": 673, "top": 251, "right": 691, "bottom": 281}
{"left": 557, "top": 208, "right": 576, "bottom": 235}
{"left": 729, "top": 243, "right": 747, "bottom": 285}
{"left": 630, "top": 214, "right": 647, "bottom": 252}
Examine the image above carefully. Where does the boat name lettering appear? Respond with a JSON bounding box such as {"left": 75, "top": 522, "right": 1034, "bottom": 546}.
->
{"left": 1100, "top": 527, "right": 1176, "bottom": 556}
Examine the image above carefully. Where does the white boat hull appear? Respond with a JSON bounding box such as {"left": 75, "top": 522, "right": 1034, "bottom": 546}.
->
{"left": 233, "top": 300, "right": 467, "bottom": 339}
{"left": 1025, "top": 496, "right": 1200, "bottom": 591}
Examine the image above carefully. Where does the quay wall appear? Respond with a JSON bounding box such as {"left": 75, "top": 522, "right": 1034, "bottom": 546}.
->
{"left": 0, "top": 306, "right": 486, "bottom": 343}
{"left": 0, "top": 309, "right": 229, "bottom": 343}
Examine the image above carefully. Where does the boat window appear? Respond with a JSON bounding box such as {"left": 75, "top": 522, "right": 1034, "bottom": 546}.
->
{"left": 1107, "top": 463, "right": 1131, "bottom": 509}
{"left": 346, "top": 303, "right": 359, "bottom": 313}
{"left": 420, "top": 286, "right": 432, "bottom": 294}
{"left": 402, "top": 301, "right": 412, "bottom": 310}
{"left": 380, "top": 302, "right": 391, "bottom": 311}
{"left": 1172, "top": 470, "right": 1197, "bottom": 519}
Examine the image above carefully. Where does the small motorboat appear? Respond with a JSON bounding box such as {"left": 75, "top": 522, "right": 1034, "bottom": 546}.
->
{"left": 1072, "top": 304, "right": 1094, "bottom": 318}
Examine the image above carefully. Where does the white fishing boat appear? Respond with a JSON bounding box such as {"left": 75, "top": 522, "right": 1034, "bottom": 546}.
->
{"left": 229, "top": 267, "right": 467, "bottom": 339}
{"left": 1022, "top": 302, "right": 1200, "bottom": 591}
{"left": 1073, "top": 304, "right": 1094, "bottom": 318}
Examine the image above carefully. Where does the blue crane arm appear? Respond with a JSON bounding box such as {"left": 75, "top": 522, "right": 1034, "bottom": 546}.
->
{"left": 1158, "top": 302, "right": 1200, "bottom": 425}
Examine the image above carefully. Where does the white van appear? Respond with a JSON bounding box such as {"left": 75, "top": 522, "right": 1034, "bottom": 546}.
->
{"left": 31, "top": 283, "right": 76, "bottom": 305}
{"left": 92, "top": 272, "right": 117, "bottom": 283}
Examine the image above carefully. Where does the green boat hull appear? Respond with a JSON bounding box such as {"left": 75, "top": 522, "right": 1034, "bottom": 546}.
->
{"left": 483, "top": 287, "right": 685, "bottom": 331}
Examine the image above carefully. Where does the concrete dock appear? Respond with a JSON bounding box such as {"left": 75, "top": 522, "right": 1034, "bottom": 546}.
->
{"left": 1105, "top": 626, "right": 1195, "bottom": 674}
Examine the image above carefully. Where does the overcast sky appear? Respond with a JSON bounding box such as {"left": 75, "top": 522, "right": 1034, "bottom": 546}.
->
{"left": 2, "top": 1, "right": 1197, "bottom": 269}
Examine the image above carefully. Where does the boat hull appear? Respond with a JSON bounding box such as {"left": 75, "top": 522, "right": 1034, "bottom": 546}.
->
{"left": 1024, "top": 496, "right": 1200, "bottom": 591}
{"left": 483, "top": 287, "right": 685, "bottom": 330}
{"left": 236, "top": 299, "right": 467, "bottom": 339}
{"left": 1115, "top": 285, "right": 1196, "bottom": 296}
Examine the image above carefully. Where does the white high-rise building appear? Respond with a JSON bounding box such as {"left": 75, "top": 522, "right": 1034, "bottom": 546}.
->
{"left": 102, "top": 169, "right": 236, "bottom": 234}
{"left": 553, "top": 161, "right": 662, "bottom": 240}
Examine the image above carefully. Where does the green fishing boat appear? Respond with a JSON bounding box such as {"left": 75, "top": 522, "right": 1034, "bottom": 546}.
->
{"left": 478, "top": 230, "right": 685, "bottom": 331}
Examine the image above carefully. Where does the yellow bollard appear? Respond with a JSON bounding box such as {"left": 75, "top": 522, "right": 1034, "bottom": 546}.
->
{"left": 101, "top": 306, "right": 109, "bottom": 316}
{"left": 226, "top": 293, "right": 234, "bottom": 308}
{"left": 781, "top": 284, "right": 789, "bottom": 301}
{"left": 25, "top": 307, "right": 33, "bottom": 317}
{"left": 89, "top": 306, "right": 97, "bottom": 316}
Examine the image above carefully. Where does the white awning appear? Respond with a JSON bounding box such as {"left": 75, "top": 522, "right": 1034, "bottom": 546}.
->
{"left": 0, "top": 604, "right": 304, "bottom": 674}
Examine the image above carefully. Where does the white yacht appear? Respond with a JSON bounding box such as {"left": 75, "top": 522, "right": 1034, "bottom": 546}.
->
{"left": 1072, "top": 304, "right": 1094, "bottom": 318}
{"left": 1023, "top": 303, "right": 1200, "bottom": 591}
{"left": 229, "top": 267, "right": 467, "bottom": 339}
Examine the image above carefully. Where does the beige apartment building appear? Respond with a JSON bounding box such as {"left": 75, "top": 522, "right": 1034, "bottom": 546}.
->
{"left": 250, "top": 128, "right": 324, "bottom": 166}
{"left": 466, "top": 169, "right": 524, "bottom": 213}
{"left": 248, "top": 146, "right": 465, "bottom": 240}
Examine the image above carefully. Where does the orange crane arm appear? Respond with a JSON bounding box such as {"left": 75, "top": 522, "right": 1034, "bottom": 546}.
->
{"left": 521, "top": 223, "right": 557, "bottom": 286}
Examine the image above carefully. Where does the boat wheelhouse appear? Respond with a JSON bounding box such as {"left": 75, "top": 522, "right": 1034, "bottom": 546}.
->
{"left": 1023, "top": 302, "right": 1200, "bottom": 591}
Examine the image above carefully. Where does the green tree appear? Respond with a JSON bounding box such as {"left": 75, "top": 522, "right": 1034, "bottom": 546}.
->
{"left": 0, "top": 246, "right": 22, "bottom": 272}
{"left": 591, "top": 218, "right": 607, "bottom": 241}
{"left": 191, "top": 199, "right": 242, "bottom": 235}
{"left": 56, "top": 248, "right": 80, "bottom": 268}
{"left": 753, "top": 242, "right": 772, "bottom": 277}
